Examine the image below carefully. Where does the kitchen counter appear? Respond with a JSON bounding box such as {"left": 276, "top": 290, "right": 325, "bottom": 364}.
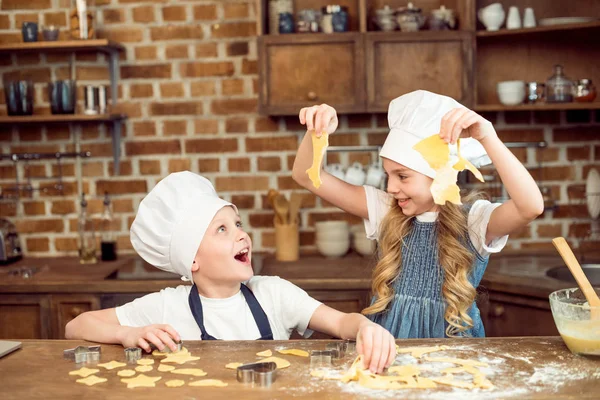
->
{"left": 0, "top": 337, "right": 598, "bottom": 399}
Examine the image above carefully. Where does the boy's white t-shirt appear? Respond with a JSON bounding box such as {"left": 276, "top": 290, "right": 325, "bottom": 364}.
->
{"left": 362, "top": 185, "right": 508, "bottom": 257}
{"left": 116, "top": 276, "right": 322, "bottom": 340}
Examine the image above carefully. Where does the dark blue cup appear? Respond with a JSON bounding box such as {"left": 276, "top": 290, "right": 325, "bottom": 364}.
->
{"left": 18, "top": 80, "right": 34, "bottom": 115}
{"left": 22, "top": 22, "right": 38, "bottom": 42}
{"left": 332, "top": 10, "right": 349, "bottom": 32}
{"left": 278, "top": 12, "right": 295, "bottom": 34}
{"left": 4, "top": 81, "right": 20, "bottom": 116}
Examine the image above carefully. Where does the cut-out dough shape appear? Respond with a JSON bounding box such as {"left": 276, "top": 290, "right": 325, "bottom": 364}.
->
{"left": 278, "top": 349, "right": 309, "bottom": 357}
{"left": 189, "top": 379, "right": 228, "bottom": 387}
{"left": 69, "top": 367, "right": 99, "bottom": 377}
{"left": 424, "top": 356, "right": 489, "bottom": 368}
{"left": 161, "top": 353, "right": 200, "bottom": 364}
{"left": 387, "top": 365, "right": 421, "bottom": 376}
{"left": 158, "top": 364, "right": 176, "bottom": 372}
{"left": 431, "top": 373, "right": 474, "bottom": 389}
{"left": 135, "top": 365, "right": 153, "bottom": 372}
{"left": 396, "top": 345, "right": 449, "bottom": 359}
{"left": 256, "top": 356, "right": 291, "bottom": 369}
{"left": 97, "top": 360, "right": 126, "bottom": 370}
{"left": 225, "top": 362, "right": 243, "bottom": 370}
{"left": 170, "top": 368, "right": 207, "bottom": 377}
{"left": 413, "top": 136, "right": 484, "bottom": 205}
{"left": 165, "top": 379, "right": 185, "bottom": 388}
{"left": 310, "top": 369, "right": 344, "bottom": 380}
{"left": 121, "top": 374, "right": 162, "bottom": 389}
{"left": 153, "top": 347, "right": 189, "bottom": 357}
{"left": 117, "top": 369, "right": 136, "bottom": 377}
{"left": 306, "top": 131, "right": 329, "bottom": 189}
{"left": 76, "top": 375, "right": 107, "bottom": 386}
{"left": 137, "top": 359, "right": 155, "bottom": 365}
{"left": 256, "top": 349, "right": 272, "bottom": 357}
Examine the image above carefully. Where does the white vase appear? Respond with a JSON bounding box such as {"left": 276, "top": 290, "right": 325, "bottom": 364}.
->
{"left": 523, "top": 7, "right": 536, "bottom": 28}
{"left": 477, "top": 3, "right": 505, "bottom": 31}
{"left": 506, "top": 6, "right": 522, "bottom": 29}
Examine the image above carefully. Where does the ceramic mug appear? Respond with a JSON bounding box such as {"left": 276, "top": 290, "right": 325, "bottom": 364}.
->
{"left": 345, "top": 162, "right": 366, "bottom": 186}
{"left": 325, "top": 163, "right": 345, "bottom": 180}
{"left": 365, "top": 163, "right": 385, "bottom": 188}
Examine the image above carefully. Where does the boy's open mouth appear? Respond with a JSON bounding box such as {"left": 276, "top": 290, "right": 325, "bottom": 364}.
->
{"left": 234, "top": 248, "right": 250, "bottom": 264}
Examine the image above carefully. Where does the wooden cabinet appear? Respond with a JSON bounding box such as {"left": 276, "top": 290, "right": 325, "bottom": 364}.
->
{"left": 258, "top": 33, "right": 366, "bottom": 115}
{"left": 366, "top": 31, "right": 472, "bottom": 112}
{"left": 51, "top": 295, "right": 101, "bottom": 339}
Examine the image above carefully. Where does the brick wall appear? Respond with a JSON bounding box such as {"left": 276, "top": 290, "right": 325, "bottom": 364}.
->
{"left": 1, "top": 1, "right": 599, "bottom": 257}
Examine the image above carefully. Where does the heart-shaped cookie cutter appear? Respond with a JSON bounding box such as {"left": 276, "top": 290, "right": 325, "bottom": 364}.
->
{"left": 236, "top": 361, "right": 277, "bottom": 387}
{"left": 63, "top": 345, "right": 101, "bottom": 363}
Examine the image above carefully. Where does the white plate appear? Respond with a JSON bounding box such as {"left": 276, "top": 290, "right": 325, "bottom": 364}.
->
{"left": 539, "top": 17, "right": 597, "bottom": 26}
{"left": 586, "top": 168, "right": 600, "bottom": 219}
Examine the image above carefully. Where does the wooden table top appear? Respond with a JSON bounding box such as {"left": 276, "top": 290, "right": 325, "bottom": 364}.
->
{"left": 1, "top": 337, "right": 598, "bottom": 399}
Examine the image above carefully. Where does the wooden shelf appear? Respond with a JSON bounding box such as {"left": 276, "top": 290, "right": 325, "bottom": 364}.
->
{"left": 0, "top": 114, "right": 127, "bottom": 124}
{"left": 474, "top": 102, "right": 600, "bottom": 112}
{"left": 0, "top": 39, "right": 125, "bottom": 54}
{"left": 476, "top": 20, "right": 600, "bottom": 38}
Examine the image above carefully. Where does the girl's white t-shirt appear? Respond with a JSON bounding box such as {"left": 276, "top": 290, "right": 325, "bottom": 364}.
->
{"left": 362, "top": 185, "right": 508, "bottom": 257}
{"left": 116, "top": 275, "right": 322, "bottom": 340}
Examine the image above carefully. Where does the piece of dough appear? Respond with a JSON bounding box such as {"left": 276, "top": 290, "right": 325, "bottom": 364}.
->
{"left": 388, "top": 365, "right": 421, "bottom": 376}
{"left": 137, "top": 359, "right": 155, "bottom": 365}
{"left": 256, "top": 349, "right": 272, "bottom": 357}
{"left": 278, "top": 349, "right": 309, "bottom": 357}
{"left": 189, "top": 379, "right": 228, "bottom": 387}
{"left": 161, "top": 353, "right": 200, "bottom": 364}
{"left": 225, "top": 362, "right": 243, "bottom": 370}
{"left": 306, "top": 131, "right": 329, "bottom": 189}
{"left": 165, "top": 379, "right": 185, "bottom": 388}
{"left": 396, "top": 345, "right": 449, "bottom": 359}
{"left": 310, "top": 369, "right": 344, "bottom": 380}
{"left": 76, "top": 375, "right": 107, "bottom": 386}
{"left": 121, "top": 374, "right": 162, "bottom": 389}
{"left": 152, "top": 347, "right": 189, "bottom": 357}
{"left": 117, "top": 369, "right": 136, "bottom": 377}
{"left": 69, "top": 367, "right": 99, "bottom": 377}
{"left": 135, "top": 365, "right": 153, "bottom": 372}
{"left": 257, "top": 356, "right": 290, "bottom": 369}
{"left": 425, "top": 356, "right": 489, "bottom": 367}
{"left": 158, "top": 364, "right": 176, "bottom": 372}
{"left": 430, "top": 373, "right": 474, "bottom": 389}
{"left": 97, "top": 360, "right": 126, "bottom": 370}
{"left": 170, "top": 368, "right": 207, "bottom": 377}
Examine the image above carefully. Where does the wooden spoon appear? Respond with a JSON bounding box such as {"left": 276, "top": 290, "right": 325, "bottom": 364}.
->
{"left": 273, "top": 194, "right": 289, "bottom": 225}
{"left": 288, "top": 192, "right": 303, "bottom": 225}
{"left": 552, "top": 237, "right": 600, "bottom": 319}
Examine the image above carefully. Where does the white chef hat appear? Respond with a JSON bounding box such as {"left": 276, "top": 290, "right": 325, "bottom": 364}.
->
{"left": 130, "top": 171, "right": 237, "bottom": 280}
{"left": 380, "top": 90, "right": 491, "bottom": 179}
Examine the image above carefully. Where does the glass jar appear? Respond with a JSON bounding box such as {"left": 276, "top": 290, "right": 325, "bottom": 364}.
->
{"left": 573, "top": 79, "right": 597, "bottom": 102}
{"left": 545, "top": 65, "right": 574, "bottom": 103}
{"left": 396, "top": 2, "right": 426, "bottom": 32}
{"left": 322, "top": 5, "right": 349, "bottom": 32}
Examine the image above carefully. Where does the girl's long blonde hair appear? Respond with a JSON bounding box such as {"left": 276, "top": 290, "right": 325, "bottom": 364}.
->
{"left": 362, "top": 193, "right": 481, "bottom": 337}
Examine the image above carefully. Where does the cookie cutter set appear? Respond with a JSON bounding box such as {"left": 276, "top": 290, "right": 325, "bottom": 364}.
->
{"left": 311, "top": 340, "right": 356, "bottom": 368}
{"left": 63, "top": 345, "right": 101, "bottom": 363}
{"left": 236, "top": 361, "right": 277, "bottom": 387}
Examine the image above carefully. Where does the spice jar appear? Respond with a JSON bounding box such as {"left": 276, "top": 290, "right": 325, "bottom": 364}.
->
{"left": 573, "top": 79, "right": 597, "bottom": 102}
{"left": 545, "top": 64, "right": 574, "bottom": 103}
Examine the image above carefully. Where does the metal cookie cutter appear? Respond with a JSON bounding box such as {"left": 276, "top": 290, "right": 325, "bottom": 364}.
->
{"left": 236, "top": 362, "right": 277, "bottom": 387}
{"left": 325, "top": 339, "right": 356, "bottom": 359}
{"left": 310, "top": 350, "right": 334, "bottom": 368}
{"left": 125, "top": 347, "right": 142, "bottom": 363}
{"left": 63, "top": 345, "right": 101, "bottom": 363}
{"left": 149, "top": 340, "right": 183, "bottom": 353}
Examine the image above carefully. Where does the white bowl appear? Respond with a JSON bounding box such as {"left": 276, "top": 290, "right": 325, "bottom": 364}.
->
{"left": 350, "top": 225, "right": 365, "bottom": 235}
{"left": 497, "top": 81, "right": 525, "bottom": 105}
{"left": 316, "top": 238, "right": 350, "bottom": 258}
{"left": 354, "top": 237, "right": 376, "bottom": 256}
{"left": 316, "top": 231, "right": 349, "bottom": 241}
{"left": 497, "top": 80, "right": 525, "bottom": 91}
{"left": 315, "top": 221, "right": 349, "bottom": 232}
{"left": 478, "top": 4, "right": 505, "bottom": 31}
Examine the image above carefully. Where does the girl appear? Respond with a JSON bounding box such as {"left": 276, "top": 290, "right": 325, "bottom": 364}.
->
{"left": 292, "top": 90, "right": 544, "bottom": 338}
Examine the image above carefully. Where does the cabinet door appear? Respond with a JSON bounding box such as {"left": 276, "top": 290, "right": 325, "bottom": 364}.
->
{"left": 366, "top": 31, "right": 473, "bottom": 112}
{"left": 51, "top": 295, "right": 101, "bottom": 339}
{"left": 258, "top": 33, "right": 365, "bottom": 115}
{"left": 480, "top": 292, "right": 558, "bottom": 337}
{"left": 0, "top": 295, "right": 52, "bottom": 339}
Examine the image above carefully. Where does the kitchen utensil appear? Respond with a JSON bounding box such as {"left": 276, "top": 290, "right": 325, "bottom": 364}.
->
{"left": 526, "top": 82, "right": 545, "bottom": 103}
{"left": 278, "top": 12, "right": 295, "bottom": 33}
{"left": 63, "top": 345, "right": 101, "bottom": 363}
{"left": 98, "top": 85, "right": 107, "bottom": 113}
{"left": 0, "top": 218, "right": 23, "bottom": 265}
{"left": 18, "top": 80, "right": 34, "bottom": 115}
{"left": 373, "top": 5, "right": 397, "bottom": 31}
{"left": 396, "top": 2, "right": 426, "bottom": 32}
{"left": 48, "top": 80, "right": 77, "bottom": 114}
{"left": 316, "top": 237, "right": 350, "bottom": 257}
{"left": 42, "top": 25, "right": 60, "bottom": 41}
{"left": 552, "top": 237, "right": 600, "bottom": 319}
{"left": 267, "top": 188, "right": 279, "bottom": 207}
{"left": 523, "top": 8, "right": 536, "bottom": 28}
{"left": 326, "top": 339, "right": 355, "bottom": 358}
{"left": 477, "top": 3, "right": 505, "bottom": 31}
{"left": 21, "top": 22, "right": 38, "bottom": 42}
{"left": 84, "top": 85, "right": 99, "bottom": 114}
{"left": 3, "top": 81, "right": 20, "bottom": 116}
{"left": 310, "top": 350, "right": 334, "bottom": 368}
{"left": 149, "top": 340, "right": 183, "bottom": 353}
{"left": 322, "top": 5, "right": 348, "bottom": 32}
{"left": 545, "top": 65, "right": 574, "bottom": 103}
{"left": 237, "top": 361, "right": 277, "bottom": 387}
{"left": 325, "top": 163, "right": 345, "bottom": 180}
{"left": 273, "top": 194, "right": 289, "bottom": 224}
{"left": 586, "top": 168, "right": 600, "bottom": 219}
{"left": 496, "top": 80, "right": 525, "bottom": 106}
{"left": 506, "top": 6, "right": 521, "bottom": 29}
{"left": 366, "top": 163, "right": 385, "bottom": 187}
{"left": 574, "top": 79, "right": 597, "bottom": 102}
{"left": 124, "top": 347, "right": 141, "bottom": 363}
{"left": 539, "top": 17, "right": 596, "bottom": 26}
{"left": 275, "top": 221, "right": 299, "bottom": 261}
{"left": 288, "top": 192, "right": 303, "bottom": 224}
{"left": 345, "top": 162, "right": 366, "bottom": 186}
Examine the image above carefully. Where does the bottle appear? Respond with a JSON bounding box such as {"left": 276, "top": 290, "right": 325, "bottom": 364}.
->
{"left": 545, "top": 65, "right": 574, "bottom": 103}
{"left": 100, "top": 192, "right": 117, "bottom": 261}
{"left": 78, "top": 193, "right": 97, "bottom": 264}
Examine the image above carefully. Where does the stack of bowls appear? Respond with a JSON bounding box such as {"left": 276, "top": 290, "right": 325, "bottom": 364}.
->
{"left": 315, "top": 221, "right": 349, "bottom": 257}
{"left": 350, "top": 225, "right": 376, "bottom": 256}
{"left": 497, "top": 80, "right": 526, "bottom": 105}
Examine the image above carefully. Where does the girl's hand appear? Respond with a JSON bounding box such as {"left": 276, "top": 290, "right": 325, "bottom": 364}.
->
{"left": 439, "top": 107, "right": 497, "bottom": 144}
{"left": 356, "top": 321, "right": 396, "bottom": 374}
{"left": 299, "top": 104, "right": 339, "bottom": 138}
{"left": 118, "top": 324, "right": 181, "bottom": 353}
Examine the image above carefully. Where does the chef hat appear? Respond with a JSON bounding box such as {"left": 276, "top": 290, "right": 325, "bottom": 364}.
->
{"left": 130, "top": 171, "right": 237, "bottom": 280}
{"left": 380, "top": 90, "right": 491, "bottom": 179}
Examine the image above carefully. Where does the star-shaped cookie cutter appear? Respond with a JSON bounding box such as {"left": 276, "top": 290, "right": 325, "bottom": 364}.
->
{"left": 236, "top": 361, "right": 277, "bottom": 387}
{"left": 125, "top": 347, "right": 142, "bottom": 363}
{"left": 63, "top": 345, "right": 101, "bottom": 363}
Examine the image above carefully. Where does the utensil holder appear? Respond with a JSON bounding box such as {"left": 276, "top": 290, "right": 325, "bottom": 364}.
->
{"left": 275, "top": 221, "right": 299, "bottom": 262}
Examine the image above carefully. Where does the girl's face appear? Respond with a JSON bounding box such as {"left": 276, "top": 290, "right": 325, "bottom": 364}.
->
{"left": 193, "top": 206, "right": 253, "bottom": 286}
{"left": 383, "top": 158, "right": 438, "bottom": 216}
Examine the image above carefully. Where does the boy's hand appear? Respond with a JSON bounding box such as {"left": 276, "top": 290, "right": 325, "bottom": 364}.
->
{"left": 118, "top": 324, "right": 181, "bottom": 353}
{"left": 439, "top": 107, "right": 497, "bottom": 144}
{"left": 299, "top": 104, "right": 339, "bottom": 138}
{"left": 356, "top": 321, "right": 396, "bottom": 374}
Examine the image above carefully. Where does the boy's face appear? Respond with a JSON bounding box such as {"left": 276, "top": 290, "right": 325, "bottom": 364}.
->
{"left": 193, "top": 206, "right": 253, "bottom": 286}
{"left": 383, "top": 158, "right": 437, "bottom": 216}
